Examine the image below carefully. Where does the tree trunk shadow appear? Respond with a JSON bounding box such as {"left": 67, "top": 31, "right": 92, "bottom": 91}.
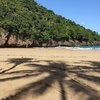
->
{"left": 58, "top": 80, "right": 67, "bottom": 100}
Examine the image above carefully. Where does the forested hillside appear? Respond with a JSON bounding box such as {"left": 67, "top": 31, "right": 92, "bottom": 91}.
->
{"left": 0, "top": 0, "right": 100, "bottom": 47}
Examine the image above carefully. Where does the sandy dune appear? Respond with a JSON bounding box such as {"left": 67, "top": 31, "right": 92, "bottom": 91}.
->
{"left": 0, "top": 48, "right": 100, "bottom": 100}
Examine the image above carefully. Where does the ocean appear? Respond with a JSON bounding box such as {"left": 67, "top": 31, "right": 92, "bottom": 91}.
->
{"left": 55, "top": 45, "right": 100, "bottom": 50}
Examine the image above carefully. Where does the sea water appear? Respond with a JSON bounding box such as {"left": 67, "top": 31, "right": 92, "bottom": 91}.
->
{"left": 79, "top": 45, "right": 100, "bottom": 50}
{"left": 55, "top": 45, "right": 100, "bottom": 50}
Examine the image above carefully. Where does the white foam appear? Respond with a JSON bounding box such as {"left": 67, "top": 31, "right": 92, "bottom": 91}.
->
{"left": 55, "top": 46, "right": 100, "bottom": 50}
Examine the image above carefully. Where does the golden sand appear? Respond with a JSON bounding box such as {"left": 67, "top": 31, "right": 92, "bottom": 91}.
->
{"left": 0, "top": 48, "right": 100, "bottom": 100}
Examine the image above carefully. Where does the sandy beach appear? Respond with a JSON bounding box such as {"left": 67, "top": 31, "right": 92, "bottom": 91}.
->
{"left": 0, "top": 48, "right": 100, "bottom": 100}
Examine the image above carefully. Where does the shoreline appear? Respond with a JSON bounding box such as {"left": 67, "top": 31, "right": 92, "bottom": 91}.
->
{"left": 0, "top": 45, "right": 100, "bottom": 50}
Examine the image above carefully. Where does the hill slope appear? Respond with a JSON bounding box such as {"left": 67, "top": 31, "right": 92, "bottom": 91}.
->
{"left": 0, "top": 0, "right": 100, "bottom": 47}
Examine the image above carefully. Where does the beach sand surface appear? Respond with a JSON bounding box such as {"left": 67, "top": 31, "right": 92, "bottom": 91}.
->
{"left": 0, "top": 48, "right": 100, "bottom": 100}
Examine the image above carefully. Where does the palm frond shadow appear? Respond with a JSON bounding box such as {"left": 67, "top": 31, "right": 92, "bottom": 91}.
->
{"left": 1, "top": 60, "right": 100, "bottom": 100}
{"left": 77, "top": 73, "right": 100, "bottom": 83}
{"left": 0, "top": 58, "right": 32, "bottom": 74}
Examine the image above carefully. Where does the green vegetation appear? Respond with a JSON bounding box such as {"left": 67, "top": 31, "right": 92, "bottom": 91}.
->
{"left": 0, "top": 0, "right": 100, "bottom": 47}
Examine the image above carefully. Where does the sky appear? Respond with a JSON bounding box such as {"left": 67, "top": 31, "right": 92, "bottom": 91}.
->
{"left": 35, "top": 0, "right": 100, "bottom": 34}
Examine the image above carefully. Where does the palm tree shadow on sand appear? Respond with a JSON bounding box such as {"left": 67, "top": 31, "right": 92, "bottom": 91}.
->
{"left": 1, "top": 59, "right": 100, "bottom": 100}
{"left": 0, "top": 58, "right": 32, "bottom": 74}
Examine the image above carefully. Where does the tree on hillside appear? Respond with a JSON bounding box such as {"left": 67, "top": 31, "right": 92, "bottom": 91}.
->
{"left": 0, "top": 0, "right": 100, "bottom": 47}
{"left": 0, "top": 0, "right": 34, "bottom": 46}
